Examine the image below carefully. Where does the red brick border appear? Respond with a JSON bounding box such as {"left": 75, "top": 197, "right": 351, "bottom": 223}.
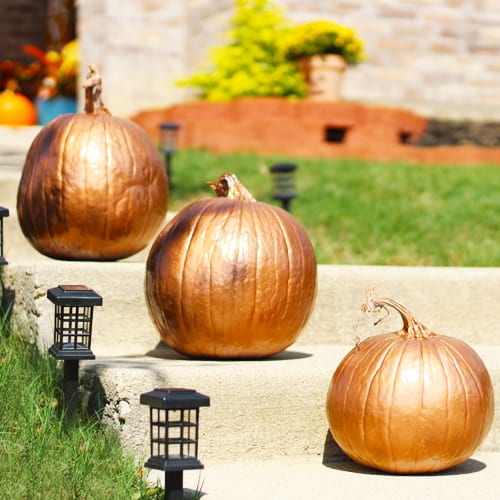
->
{"left": 131, "top": 98, "right": 500, "bottom": 166}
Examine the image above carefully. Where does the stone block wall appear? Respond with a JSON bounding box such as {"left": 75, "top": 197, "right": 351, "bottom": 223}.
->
{"left": 76, "top": 0, "right": 500, "bottom": 120}
{"left": 287, "top": 0, "right": 500, "bottom": 120}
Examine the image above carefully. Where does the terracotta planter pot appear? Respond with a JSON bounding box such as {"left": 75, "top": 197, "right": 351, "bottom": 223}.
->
{"left": 298, "top": 54, "right": 347, "bottom": 101}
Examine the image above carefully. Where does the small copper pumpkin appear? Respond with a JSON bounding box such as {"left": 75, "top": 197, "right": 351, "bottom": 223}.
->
{"left": 16, "top": 64, "right": 168, "bottom": 260}
{"left": 326, "top": 292, "right": 494, "bottom": 474}
{"left": 145, "top": 172, "right": 317, "bottom": 359}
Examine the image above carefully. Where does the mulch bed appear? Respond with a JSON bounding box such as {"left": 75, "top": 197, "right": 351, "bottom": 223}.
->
{"left": 414, "top": 119, "right": 500, "bottom": 147}
{"left": 131, "top": 98, "right": 500, "bottom": 165}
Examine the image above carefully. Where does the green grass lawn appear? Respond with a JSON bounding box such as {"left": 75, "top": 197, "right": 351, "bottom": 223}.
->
{"left": 0, "top": 312, "right": 165, "bottom": 499}
{"left": 169, "top": 149, "right": 500, "bottom": 267}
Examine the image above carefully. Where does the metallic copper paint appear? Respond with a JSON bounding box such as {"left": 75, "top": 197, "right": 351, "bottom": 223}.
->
{"left": 17, "top": 106, "right": 168, "bottom": 260}
{"left": 145, "top": 193, "right": 317, "bottom": 359}
{"left": 326, "top": 299, "right": 494, "bottom": 474}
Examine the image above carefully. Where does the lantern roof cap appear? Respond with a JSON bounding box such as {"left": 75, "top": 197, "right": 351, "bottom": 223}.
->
{"left": 160, "top": 122, "right": 180, "bottom": 130}
{"left": 270, "top": 162, "right": 297, "bottom": 173}
{"left": 47, "top": 285, "right": 103, "bottom": 306}
{"left": 140, "top": 388, "right": 210, "bottom": 409}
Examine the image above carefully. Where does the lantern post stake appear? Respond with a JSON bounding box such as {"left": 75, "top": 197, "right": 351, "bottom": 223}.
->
{"left": 0, "top": 206, "right": 9, "bottom": 265}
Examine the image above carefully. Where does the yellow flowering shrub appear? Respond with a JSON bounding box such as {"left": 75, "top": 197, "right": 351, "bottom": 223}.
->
{"left": 178, "top": 0, "right": 306, "bottom": 101}
{"left": 282, "top": 20, "right": 364, "bottom": 64}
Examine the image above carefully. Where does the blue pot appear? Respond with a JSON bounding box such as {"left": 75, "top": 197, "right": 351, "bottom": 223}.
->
{"left": 36, "top": 96, "right": 77, "bottom": 125}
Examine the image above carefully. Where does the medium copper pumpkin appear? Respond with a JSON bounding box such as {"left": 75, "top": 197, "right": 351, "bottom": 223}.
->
{"left": 16, "top": 64, "right": 168, "bottom": 260}
{"left": 326, "top": 292, "right": 494, "bottom": 474}
{"left": 145, "top": 172, "right": 317, "bottom": 359}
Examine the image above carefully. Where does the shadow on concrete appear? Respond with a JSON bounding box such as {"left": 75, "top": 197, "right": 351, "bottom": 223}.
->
{"left": 80, "top": 369, "right": 107, "bottom": 420}
{"left": 145, "top": 341, "right": 313, "bottom": 361}
{"left": 322, "top": 429, "right": 487, "bottom": 476}
{"left": 0, "top": 275, "right": 15, "bottom": 325}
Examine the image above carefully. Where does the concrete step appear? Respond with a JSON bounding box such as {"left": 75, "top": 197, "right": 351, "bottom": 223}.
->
{"left": 2, "top": 211, "right": 500, "bottom": 468}
{"left": 0, "top": 125, "right": 40, "bottom": 169}
{"left": 78, "top": 344, "right": 500, "bottom": 467}
{"left": 150, "top": 451, "right": 500, "bottom": 499}
{"left": 3, "top": 259, "right": 499, "bottom": 358}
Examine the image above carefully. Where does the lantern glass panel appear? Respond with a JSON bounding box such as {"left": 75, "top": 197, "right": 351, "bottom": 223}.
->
{"left": 150, "top": 407, "right": 199, "bottom": 460}
{"left": 270, "top": 163, "right": 297, "bottom": 200}
{"left": 54, "top": 303, "right": 94, "bottom": 350}
{"left": 160, "top": 123, "right": 180, "bottom": 154}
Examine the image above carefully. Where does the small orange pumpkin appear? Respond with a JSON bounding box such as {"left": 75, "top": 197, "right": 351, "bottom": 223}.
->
{"left": 0, "top": 89, "right": 37, "bottom": 126}
{"left": 326, "top": 292, "right": 494, "bottom": 474}
{"left": 145, "top": 172, "right": 317, "bottom": 359}
{"left": 16, "top": 65, "right": 168, "bottom": 260}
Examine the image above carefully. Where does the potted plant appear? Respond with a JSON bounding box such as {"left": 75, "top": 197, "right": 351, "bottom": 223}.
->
{"left": 282, "top": 20, "right": 364, "bottom": 101}
{"left": 23, "top": 40, "right": 79, "bottom": 125}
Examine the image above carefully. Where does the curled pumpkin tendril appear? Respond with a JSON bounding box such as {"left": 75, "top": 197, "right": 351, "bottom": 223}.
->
{"left": 361, "top": 289, "right": 434, "bottom": 340}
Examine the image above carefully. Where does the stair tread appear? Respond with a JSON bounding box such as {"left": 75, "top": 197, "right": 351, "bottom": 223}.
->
{"left": 149, "top": 452, "right": 500, "bottom": 500}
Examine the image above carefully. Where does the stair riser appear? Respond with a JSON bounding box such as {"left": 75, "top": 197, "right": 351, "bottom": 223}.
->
{"left": 2, "top": 263, "right": 499, "bottom": 358}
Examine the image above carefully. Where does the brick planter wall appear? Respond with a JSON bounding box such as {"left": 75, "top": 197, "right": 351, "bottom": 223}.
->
{"left": 131, "top": 98, "right": 500, "bottom": 165}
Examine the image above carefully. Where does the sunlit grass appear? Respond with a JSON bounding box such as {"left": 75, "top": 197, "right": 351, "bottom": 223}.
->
{"left": 168, "top": 149, "right": 500, "bottom": 267}
{"left": 0, "top": 311, "right": 164, "bottom": 499}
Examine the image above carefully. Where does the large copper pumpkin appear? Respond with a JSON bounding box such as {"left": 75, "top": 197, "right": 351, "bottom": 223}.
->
{"left": 326, "top": 293, "right": 494, "bottom": 474}
{"left": 145, "top": 173, "right": 317, "bottom": 359}
{"left": 16, "top": 65, "right": 168, "bottom": 260}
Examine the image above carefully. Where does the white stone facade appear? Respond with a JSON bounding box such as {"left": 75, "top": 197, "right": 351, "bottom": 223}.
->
{"left": 78, "top": 0, "right": 500, "bottom": 120}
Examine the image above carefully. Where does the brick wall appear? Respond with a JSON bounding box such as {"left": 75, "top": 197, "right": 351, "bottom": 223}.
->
{"left": 75, "top": 0, "right": 500, "bottom": 120}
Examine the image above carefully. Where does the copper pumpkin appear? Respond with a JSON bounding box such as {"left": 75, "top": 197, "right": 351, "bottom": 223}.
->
{"left": 16, "top": 65, "right": 168, "bottom": 260}
{"left": 326, "top": 292, "right": 494, "bottom": 474}
{"left": 145, "top": 172, "right": 317, "bottom": 359}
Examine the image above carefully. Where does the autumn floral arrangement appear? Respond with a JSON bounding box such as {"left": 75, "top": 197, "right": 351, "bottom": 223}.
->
{"left": 0, "top": 39, "right": 79, "bottom": 100}
{"left": 282, "top": 20, "right": 364, "bottom": 65}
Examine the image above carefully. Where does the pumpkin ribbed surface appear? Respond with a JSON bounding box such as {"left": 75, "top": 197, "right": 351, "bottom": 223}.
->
{"left": 16, "top": 65, "right": 167, "bottom": 260}
{"left": 145, "top": 173, "right": 317, "bottom": 359}
{"left": 326, "top": 295, "right": 494, "bottom": 474}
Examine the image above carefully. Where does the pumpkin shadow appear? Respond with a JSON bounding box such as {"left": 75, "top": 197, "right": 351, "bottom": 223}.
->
{"left": 145, "top": 341, "right": 312, "bottom": 361}
{"left": 322, "top": 430, "right": 487, "bottom": 476}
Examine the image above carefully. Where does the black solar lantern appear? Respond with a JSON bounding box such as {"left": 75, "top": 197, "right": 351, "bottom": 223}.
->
{"left": 269, "top": 162, "right": 298, "bottom": 212}
{"left": 159, "top": 122, "right": 180, "bottom": 190}
{"left": 140, "top": 388, "right": 210, "bottom": 500}
{"left": 0, "top": 206, "right": 9, "bottom": 265}
{"left": 47, "top": 285, "right": 103, "bottom": 417}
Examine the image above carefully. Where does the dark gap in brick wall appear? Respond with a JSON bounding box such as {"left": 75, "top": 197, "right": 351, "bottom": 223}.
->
{"left": 324, "top": 126, "right": 348, "bottom": 144}
{"left": 399, "top": 131, "right": 412, "bottom": 144}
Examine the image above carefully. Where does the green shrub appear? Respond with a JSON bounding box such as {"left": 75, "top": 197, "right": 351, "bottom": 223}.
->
{"left": 178, "top": 0, "right": 306, "bottom": 101}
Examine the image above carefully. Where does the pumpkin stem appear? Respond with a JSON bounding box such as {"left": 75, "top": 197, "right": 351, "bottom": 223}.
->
{"left": 208, "top": 173, "right": 256, "bottom": 201}
{"left": 83, "top": 64, "right": 110, "bottom": 115}
{"left": 362, "top": 289, "right": 434, "bottom": 339}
